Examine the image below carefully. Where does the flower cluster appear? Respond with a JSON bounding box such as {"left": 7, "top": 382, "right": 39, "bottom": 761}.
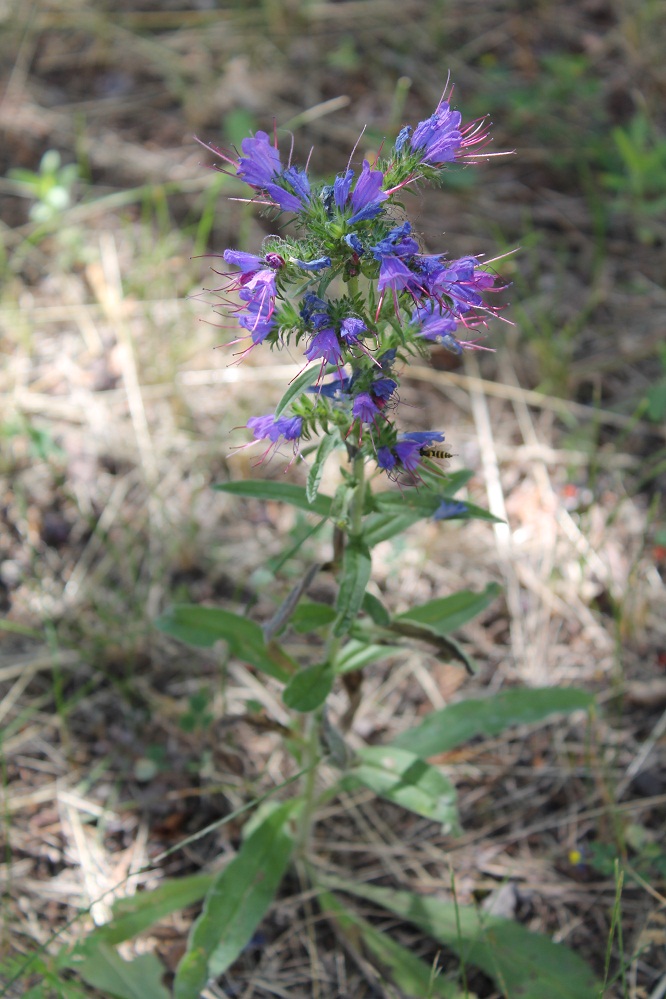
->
{"left": 201, "top": 85, "right": 504, "bottom": 481}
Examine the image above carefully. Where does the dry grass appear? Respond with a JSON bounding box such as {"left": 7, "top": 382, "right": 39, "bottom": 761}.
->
{"left": 1, "top": 1, "right": 665, "bottom": 996}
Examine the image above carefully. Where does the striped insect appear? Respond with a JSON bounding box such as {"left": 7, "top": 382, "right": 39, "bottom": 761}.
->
{"left": 419, "top": 445, "right": 455, "bottom": 461}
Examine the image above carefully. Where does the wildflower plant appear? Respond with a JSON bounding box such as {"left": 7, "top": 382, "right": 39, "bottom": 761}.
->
{"left": 148, "top": 87, "right": 600, "bottom": 998}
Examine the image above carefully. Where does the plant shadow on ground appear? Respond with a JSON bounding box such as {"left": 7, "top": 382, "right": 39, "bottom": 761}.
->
{"left": 1, "top": 0, "right": 665, "bottom": 996}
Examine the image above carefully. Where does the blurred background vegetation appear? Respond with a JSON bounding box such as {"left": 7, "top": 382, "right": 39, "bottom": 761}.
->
{"left": 1, "top": 0, "right": 665, "bottom": 995}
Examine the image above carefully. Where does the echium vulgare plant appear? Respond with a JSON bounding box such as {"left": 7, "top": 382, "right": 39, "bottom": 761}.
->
{"left": 152, "top": 87, "right": 599, "bottom": 999}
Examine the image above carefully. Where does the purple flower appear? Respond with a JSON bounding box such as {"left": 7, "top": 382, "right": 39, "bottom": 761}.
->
{"left": 371, "top": 222, "right": 419, "bottom": 260}
{"left": 433, "top": 499, "right": 468, "bottom": 521}
{"left": 223, "top": 250, "right": 266, "bottom": 274}
{"left": 348, "top": 161, "right": 388, "bottom": 223}
{"left": 264, "top": 183, "right": 304, "bottom": 213}
{"left": 352, "top": 392, "right": 379, "bottom": 423}
{"left": 430, "top": 256, "right": 494, "bottom": 311}
{"left": 412, "top": 301, "right": 458, "bottom": 342}
{"left": 237, "top": 299, "right": 276, "bottom": 344}
{"left": 283, "top": 166, "right": 311, "bottom": 205}
{"left": 377, "top": 447, "right": 397, "bottom": 470}
{"left": 376, "top": 256, "right": 418, "bottom": 293}
{"left": 304, "top": 328, "right": 342, "bottom": 365}
{"left": 237, "top": 131, "right": 282, "bottom": 188}
{"left": 334, "top": 169, "right": 354, "bottom": 209}
{"left": 393, "top": 439, "right": 423, "bottom": 471}
{"left": 410, "top": 101, "right": 463, "bottom": 164}
{"left": 247, "top": 413, "right": 303, "bottom": 443}
{"left": 339, "top": 317, "right": 367, "bottom": 345}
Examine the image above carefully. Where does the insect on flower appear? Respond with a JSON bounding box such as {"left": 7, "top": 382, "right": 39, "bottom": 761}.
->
{"left": 419, "top": 446, "right": 455, "bottom": 460}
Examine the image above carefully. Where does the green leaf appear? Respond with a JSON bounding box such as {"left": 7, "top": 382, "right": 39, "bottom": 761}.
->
{"left": 363, "top": 509, "right": 431, "bottom": 546}
{"left": 334, "top": 538, "right": 372, "bottom": 637}
{"left": 274, "top": 364, "right": 328, "bottom": 417}
{"left": 290, "top": 601, "right": 337, "bottom": 633}
{"left": 307, "top": 432, "right": 341, "bottom": 503}
{"left": 155, "top": 605, "right": 290, "bottom": 682}
{"left": 362, "top": 592, "right": 391, "bottom": 627}
{"left": 283, "top": 662, "right": 333, "bottom": 711}
{"left": 334, "top": 639, "right": 403, "bottom": 673}
{"left": 347, "top": 746, "right": 459, "bottom": 831}
{"left": 71, "top": 945, "right": 169, "bottom": 999}
{"left": 215, "top": 480, "right": 332, "bottom": 517}
{"left": 174, "top": 802, "right": 295, "bottom": 999}
{"left": 326, "top": 879, "right": 601, "bottom": 999}
{"left": 318, "top": 891, "right": 462, "bottom": 998}
{"left": 86, "top": 874, "right": 213, "bottom": 947}
{"left": 392, "top": 687, "right": 594, "bottom": 758}
{"left": 395, "top": 583, "right": 502, "bottom": 637}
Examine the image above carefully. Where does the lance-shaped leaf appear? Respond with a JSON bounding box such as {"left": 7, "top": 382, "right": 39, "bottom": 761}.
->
{"left": 307, "top": 431, "right": 341, "bottom": 503}
{"left": 324, "top": 879, "right": 601, "bottom": 999}
{"left": 174, "top": 802, "right": 296, "bottom": 999}
{"left": 392, "top": 687, "right": 594, "bottom": 758}
{"left": 345, "top": 746, "right": 459, "bottom": 832}
{"left": 319, "top": 890, "right": 462, "bottom": 998}
{"left": 334, "top": 639, "right": 403, "bottom": 673}
{"left": 155, "top": 605, "right": 291, "bottom": 682}
{"left": 215, "top": 480, "right": 332, "bottom": 517}
{"left": 283, "top": 661, "right": 333, "bottom": 712}
{"left": 333, "top": 537, "right": 371, "bottom": 637}
{"left": 274, "top": 363, "right": 332, "bottom": 417}
{"left": 383, "top": 619, "right": 475, "bottom": 673}
{"left": 395, "top": 583, "right": 502, "bottom": 637}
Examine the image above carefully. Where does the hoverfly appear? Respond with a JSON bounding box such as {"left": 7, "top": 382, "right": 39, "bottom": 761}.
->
{"left": 419, "top": 446, "right": 455, "bottom": 460}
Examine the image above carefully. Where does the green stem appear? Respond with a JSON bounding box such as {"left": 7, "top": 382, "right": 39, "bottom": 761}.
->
{"left": 295, "top": 708, "right": 322, "bottom": 858}
{"left": 295, "top": 451, "right": 367, "bottom": 857}
{"left": 351, "top": 450, "right": 366, "bottom": 536}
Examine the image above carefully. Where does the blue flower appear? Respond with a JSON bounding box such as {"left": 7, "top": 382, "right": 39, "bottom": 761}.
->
{"left": 293, "top": 256, "right": 331, "bottom": 272}
{"left": 433, "top": 499, "right": 468, "bottom": 520}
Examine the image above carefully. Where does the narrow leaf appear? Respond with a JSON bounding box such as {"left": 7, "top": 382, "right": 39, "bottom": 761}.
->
{"left": 395, "top": 583, "right": 502, "bottom": 637}
{"left": 347, "top": 746, "right": 459, "bottom": 832}
{"left": 215, "top": 480, "right": 332, "bottom": 517}
{"left": 334, "top": 538, "right": 372, "bottom": 637}
{"left": 392, "top": 687, "right": 594, "bottom": 758}
{"left": 326, "top": 879, "right": 601, "bottom": 999}
{"left": 334, "top": 639, "right": 403, "bottom": 673}
{"left": 319, "top": 890, "right": 461, "bottom": 998}
{"left": 274, "top": 363, "right": 329, "bottom": 417}
{"left": 88, "top": 874, "right": 213, "bottom": 946}
{"left": 384, "top": 619, "right": 475, "bottom": 673}
{"left": 283, "top": 662, "right": 333, "bottom": 711}
{"left": 307, "top": 432, "right": 341, "bottom": 503}
{"left": 174, "top": 802, "right": 295, "bottom": 999}
{"left": 156, "top": 605, "right": 290, "bottom": 682}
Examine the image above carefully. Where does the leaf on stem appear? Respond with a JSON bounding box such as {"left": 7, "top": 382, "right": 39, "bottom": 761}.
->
{"left": 215, "top": 480, "right": 332, "bottom": 517}
{"left": 395, "top": 583, "right": 502, "bottom": 637}
{"left": 173, "top": 802, "right": 296, "bottom": 999}
{"left": 333, "top": 537, "right": 372, "bottom": 637}
{"left": 322, "top": 879, "right": 601, "bottom": 999}
{"left": 345, "top": 746, "right": 459, "bottom": 831}
{"left": 307, "top": 431, "right": 342, "bottom": 503}
{"left": 283, "top": 661, "right": 334, "bottom": 711}
{"left": 155, "top": 605, "right": 291, "bottom": 681}
{"left": 391, "top": 687, "right": 594, "bottom": 758}
{"left": 318, "top": 890, "right": 461, "bottom": 998}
